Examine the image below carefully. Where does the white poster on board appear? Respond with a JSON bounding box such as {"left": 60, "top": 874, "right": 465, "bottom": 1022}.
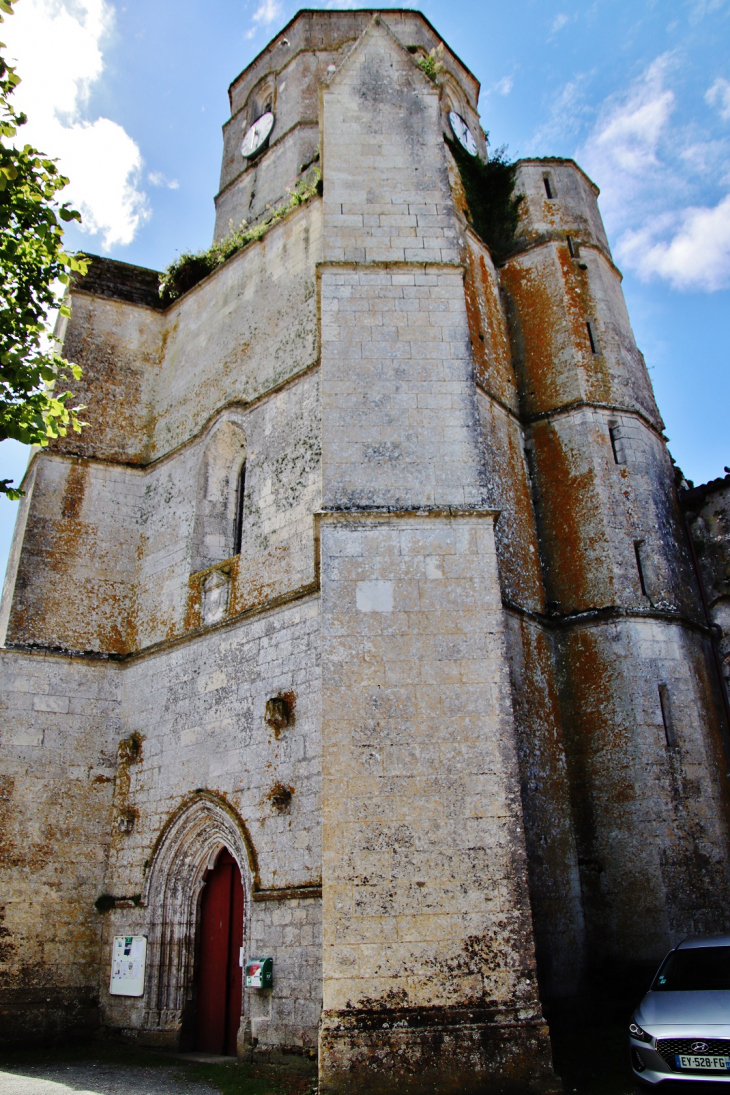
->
{"left": 109, "top": 935, "right": 147, "bottom": 996}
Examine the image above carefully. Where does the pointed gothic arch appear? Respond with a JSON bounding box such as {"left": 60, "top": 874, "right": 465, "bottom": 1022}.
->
{"left": 140, "top": 792, "right": 258, "bottom": 1042}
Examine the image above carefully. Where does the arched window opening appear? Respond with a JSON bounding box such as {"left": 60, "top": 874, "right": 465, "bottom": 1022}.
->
{"left": 192, "top": 417, "right": 247, "bottom": 573}
{"left": 233, "top": 462, "right": 246, "bottom": 557}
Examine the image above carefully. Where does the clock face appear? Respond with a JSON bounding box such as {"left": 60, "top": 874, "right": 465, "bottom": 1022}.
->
{"left": 241, "top": 111, "right": 275, "bottom": 158}
{"left": 448, "top": 111, "right": 478, "bottom": 157}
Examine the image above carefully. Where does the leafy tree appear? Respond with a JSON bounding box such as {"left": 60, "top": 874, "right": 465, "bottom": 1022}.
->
{"left": 0, "top": 0, "right": 87, "bottom": 498}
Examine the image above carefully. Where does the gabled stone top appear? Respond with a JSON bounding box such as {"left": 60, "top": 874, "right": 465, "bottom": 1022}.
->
{"left": 227, "top": 8, "right": 480, "bottom": 114}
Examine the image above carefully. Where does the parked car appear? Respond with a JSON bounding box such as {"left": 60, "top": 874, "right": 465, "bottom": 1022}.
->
{"left": 630, "top": 935, "right": 730, "bottom": 1084}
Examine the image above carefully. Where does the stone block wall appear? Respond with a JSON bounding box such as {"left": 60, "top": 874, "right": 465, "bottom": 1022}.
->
{"left": 0, "top": 651, "right": 120, "bottom": 1045}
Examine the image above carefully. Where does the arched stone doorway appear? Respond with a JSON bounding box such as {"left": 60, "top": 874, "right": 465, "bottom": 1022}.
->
{"left": 195, "top": 848, "right": 244, "bottom": 1054}
{"left": 141, "top": 793, "right": 257, "bottom": 1050}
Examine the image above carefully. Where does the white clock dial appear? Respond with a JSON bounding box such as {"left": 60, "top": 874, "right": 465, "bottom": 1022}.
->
{"left": 241, "top": 111, "right": 275, "bottom": 158}
{"left": 448, "top": 111, "right": 478, "bottom": 157}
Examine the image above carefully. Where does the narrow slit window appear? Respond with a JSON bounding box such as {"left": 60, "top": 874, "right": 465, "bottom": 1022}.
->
{"left": 567, "top": 235, "right": 575, "bottom": 257}
{"left": 543, "top": 175, "right": 554, "bottom": 200}
{"left": 658, "top": 684, "right": 676, "bottom": 748}
{"left": 634, "top": 540, "right": 649, "bottom": 598}
{"left": 233, "top": 462, "right": 246, "bottom": 556}
{"left": 524, "top": 442, "right": 538, "bottom": 483}
{"left": 586, "top": 320, "right": 598, "bottom": 354}
{"left": 609, "top": 425, "right": 625, "bottom": 465}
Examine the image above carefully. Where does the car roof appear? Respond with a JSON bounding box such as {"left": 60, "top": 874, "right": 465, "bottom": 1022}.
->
{"left": 677, "top": 935, "right": 730, "bottom": 949}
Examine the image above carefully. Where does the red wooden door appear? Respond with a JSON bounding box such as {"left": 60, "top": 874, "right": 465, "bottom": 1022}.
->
{"left": 195, "top": 848, "right": 244, "bottom": 1055}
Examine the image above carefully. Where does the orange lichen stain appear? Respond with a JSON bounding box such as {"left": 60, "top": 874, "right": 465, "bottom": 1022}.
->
{"left": 8, "top": 459, "right": 133, "bottom": 656}
{"left": 230, "top": 544, "right": 294, "bottom": 617}
{"left": 0, "top": 775, "right": 54, "bottom": 872}
{"left": 109, "top": 733, "right": 144, "bottom": 853}
{"left": 503, "top": 426, "right": 545, "bottom": 610}
{"left": 555, "top": 625, "right": 640, "bottom": 949}
{"left": 266, "top": 691, "right": 297, "bottom": 739}
{"left": 464, "top": 239, "right": 518, "bottom": 411}
{"left": 500, "top": 250, "right": 579, "bottom": 415}
{"left": 54, "top": 296, "right": 157, "bottom": 465}
{"left": 185, "top": 573, "right": 203, "bottom": 632}
{"left": 532, "top": 421, "right": 613, "bottom": 613}
{"left": 479, "top": 395, "right": 544, "bottom": 611}
{"left": 542, "top": 197, "right": 561, "bottom": 231}
{"left": 60, "top": 462, "right": 87, "bottom": 520}
{"left": 266, "top": 781, "right": 294, "bottom": 813}
{"left": 556, "top": 246, "right": 612, "bottom": 404}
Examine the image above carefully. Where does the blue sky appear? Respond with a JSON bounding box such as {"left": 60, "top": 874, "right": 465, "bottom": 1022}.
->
{"left": 1, "top": 0, "right": 729, "bottom": 584}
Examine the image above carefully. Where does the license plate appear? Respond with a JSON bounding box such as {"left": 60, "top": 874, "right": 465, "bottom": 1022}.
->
{"left": 676, "top": 1054, "right": 730, "bottom": 1071}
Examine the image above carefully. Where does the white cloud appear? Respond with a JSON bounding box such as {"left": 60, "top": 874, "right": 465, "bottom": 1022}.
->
{"left": 706, "top": 77, "right": 730, "bottom": 121}
{"left": 688, "top": 0, "right": 730, "bottom": 21}
{"left": 617, "top": 196, "right": 730, "bottom": 290}
{"left": 551, "top": 13, "right": 570, "bottom": 33}
{"left": 577, "top": 55, "right": 681, "bottom": 229}
{"left": 577, "top": 53, "right": 730, "bottom": 291}
{"left": 530, "top": 75, "right": 593, "bottom": 151}
{"left": 2, "top": 0, "right": 149, "bottom": 249}
{"left": 246, "top": 0, "right": 284, "bottom": 38}
{"left": 582, "top": 54, "right": 675, "bottom": 193}
{"left": 493, "top": 76, "right": 514, "bottom": 97}
{"left": 148, "top": 170, "right": 179, "bottom": 190}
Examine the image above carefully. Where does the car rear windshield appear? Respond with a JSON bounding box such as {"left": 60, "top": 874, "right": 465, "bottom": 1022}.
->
{"left": 653, "top": 947, "right": 730, "bottom": 991}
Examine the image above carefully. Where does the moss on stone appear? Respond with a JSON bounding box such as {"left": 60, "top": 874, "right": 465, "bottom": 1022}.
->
{"left": 445, "top": 136, "right": 522, "bottom": 263}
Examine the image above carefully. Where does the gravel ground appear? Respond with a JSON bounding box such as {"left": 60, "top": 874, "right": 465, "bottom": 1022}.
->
{"left": 0, "top": 1046, "right": 318, "bottom": 1095}
{"left": 0, "top": 1060, "right": 221, "bottom": 1095}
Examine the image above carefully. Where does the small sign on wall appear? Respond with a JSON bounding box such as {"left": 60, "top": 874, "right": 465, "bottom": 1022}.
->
{"left": 110, "top": 935, "right": 147, "bottom": 997}
{"left": 245, "top": 955, "right": 273, "bottom": 988}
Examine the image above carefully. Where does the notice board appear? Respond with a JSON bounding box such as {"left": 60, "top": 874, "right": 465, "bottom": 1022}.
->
{"left": 109, "top": 935, "right": 147, "bottom": 996}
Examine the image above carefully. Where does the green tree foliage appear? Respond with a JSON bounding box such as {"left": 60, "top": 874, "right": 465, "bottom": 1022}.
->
{"left": 0, "top": 0, "right": 87, "bottom": 498}
{"left": 445, "top": 134, "right": 522, "bottom": 263}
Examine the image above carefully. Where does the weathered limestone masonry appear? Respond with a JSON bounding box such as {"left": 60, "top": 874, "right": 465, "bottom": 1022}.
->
{"left": 498, "top": 160, "right": 730, "bottom": 992}
{"left": 0, "top": 7, "right": 729, "bottom": 1094}
{"left": 683, "top": 473, "right": 730, "bottom": 736}
{"left": 317, "top": 18, "right": 553, "bottom": 1093}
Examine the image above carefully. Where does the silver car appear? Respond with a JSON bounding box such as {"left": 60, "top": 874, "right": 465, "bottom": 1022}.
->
{"left": 630, "top": 934, "right": 730, "bottom": 1084}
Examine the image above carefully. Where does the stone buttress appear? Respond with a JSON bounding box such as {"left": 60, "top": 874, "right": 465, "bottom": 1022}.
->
{"left": 316, "top": 17, "right": 554, "bottom": 1094}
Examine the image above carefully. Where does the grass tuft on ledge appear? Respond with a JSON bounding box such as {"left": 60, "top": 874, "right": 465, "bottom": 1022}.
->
{"left": 417, "top": 44, "right": 445, "bottom": 83}
{"left": 159, "top": 169, "right": 321, "bottom": 305}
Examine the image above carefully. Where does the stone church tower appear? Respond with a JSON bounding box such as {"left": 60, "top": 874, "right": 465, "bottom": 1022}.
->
{"left": 1, "top": 9, "right": 729, "bottom": 1093}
